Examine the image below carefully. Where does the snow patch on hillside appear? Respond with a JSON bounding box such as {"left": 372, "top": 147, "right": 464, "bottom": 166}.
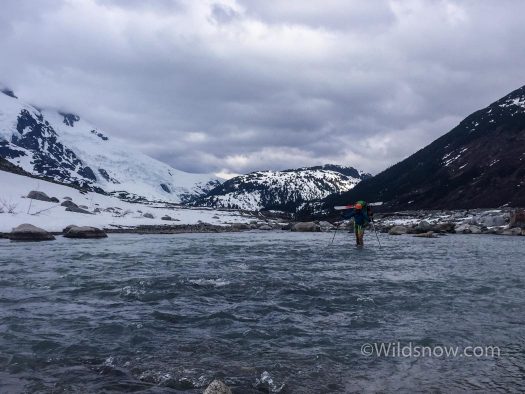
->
{"left": 0, "top": 170, "right": 250, "bottom": 233}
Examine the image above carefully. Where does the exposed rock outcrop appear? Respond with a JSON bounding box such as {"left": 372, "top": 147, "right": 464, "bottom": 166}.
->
{"left": 27, "top": 191, "right": 59, "bottom": 203}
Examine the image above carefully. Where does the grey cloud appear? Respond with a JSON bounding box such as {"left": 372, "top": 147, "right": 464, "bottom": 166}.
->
{"left": 0, "top": 0, "right": 524, "bottom": 176}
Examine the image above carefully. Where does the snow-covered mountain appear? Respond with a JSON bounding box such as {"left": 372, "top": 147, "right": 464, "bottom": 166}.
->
{"left": 191, "top": 164, "right": 371, "bottom": 212}
{"left": 325, "top": 85, "right": 525, "bottom": 211}
{"left": 0, "top": 87, "right": 219, "bottom": 203}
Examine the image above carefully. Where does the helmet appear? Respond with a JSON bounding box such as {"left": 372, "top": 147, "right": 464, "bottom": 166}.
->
{"left": 355, "top": 203, "right": 363, "bottom": 210}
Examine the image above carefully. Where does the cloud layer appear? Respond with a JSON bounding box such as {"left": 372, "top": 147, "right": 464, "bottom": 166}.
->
{"left": 1, "top": 0, "right": 524, "bottom": 176}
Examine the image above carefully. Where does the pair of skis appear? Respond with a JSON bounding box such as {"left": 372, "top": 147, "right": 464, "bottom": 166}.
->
{"left": 333, "top": 201, "right": 383, "bottom": 210}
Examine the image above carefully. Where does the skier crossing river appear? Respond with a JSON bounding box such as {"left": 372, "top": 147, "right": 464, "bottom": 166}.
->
{"left": 340, "top": 200, "right": 374, "bottom": 247}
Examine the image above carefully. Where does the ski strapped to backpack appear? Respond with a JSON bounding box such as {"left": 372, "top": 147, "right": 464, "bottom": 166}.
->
{"left": 333, "top": 201, "right": 383, "bottom": 210}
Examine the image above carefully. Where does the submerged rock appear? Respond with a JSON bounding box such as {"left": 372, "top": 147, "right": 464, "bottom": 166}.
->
{"left": 27, "top": 190, "right": 59, "bottom": 203}
{"left": 63, "top": 225, "right": 108, "bottom": 239}
{"left": 388, "top": 225, "right": 408, "bottom": 235}
{"left": 292, "top": 222, "right": 320, "bottom": 232}
{"left": 9, "top": 223, "right": 55, "bottom": 241}
{"left": 204, "top": 379, "right": 232, "bottom": 394}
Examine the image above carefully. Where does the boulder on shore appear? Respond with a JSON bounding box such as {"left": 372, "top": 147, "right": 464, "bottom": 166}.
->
{"left": 433, "top": 222, "right": 455, "bottom": 233}
{"left": 258, "top": 224, "right": 273, "bottom": 230}
{"left": 500, "top": 227, "right": 522, "bottom": 236}
{"left": 9, "top": 223, "right": 55, "bottom": 241}
{"left": 479, "top": 214, "right": 507, "bottom": 227}
{"left": 510, "top": 209, "right": 525, "bottom": 228}
{"left": 27, "top": 191, "right": 59, "bottom": 203}
{"left": 231, "top": 223, "right": 250, "bottom": 230}
{"left": 63, "top": 225, "right": 108, "bottom": 239}
{"left": 455, "top": 224, "right": 482, "bottom": 234}
{"left": 291, "top": 222, "right": 320, "bottom": 232}
{"left": 204, "top": 380, "right": 232, "bottom": 394}
{"left": 388, "top": 225, "right": 408, "bottom": 235}
{"left": 61, "top": 200, "right": 78, "bottom": 208}
{"left": 318, "top": 221, "right": 334, "bottom": 230}
{"left": 416, "top": 220, "right": 432, "bottom": 232}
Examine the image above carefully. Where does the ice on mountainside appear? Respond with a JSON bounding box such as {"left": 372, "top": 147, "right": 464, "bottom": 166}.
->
{"left": 0, "top": 89, "right": 218, "bottom": 203}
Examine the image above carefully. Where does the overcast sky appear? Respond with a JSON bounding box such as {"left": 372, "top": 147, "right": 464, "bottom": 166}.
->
{"left": 1, "top": 0, "right": 524, "bottom": 177}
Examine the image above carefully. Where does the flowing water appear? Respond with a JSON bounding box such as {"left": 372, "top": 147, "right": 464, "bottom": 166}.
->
{"left": 0, "top": 232, "right": 523, "bottom": 393}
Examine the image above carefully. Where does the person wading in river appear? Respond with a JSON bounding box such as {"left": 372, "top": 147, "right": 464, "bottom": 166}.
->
{"left": 341, "top": 201, "right": 372, "bottom": 246}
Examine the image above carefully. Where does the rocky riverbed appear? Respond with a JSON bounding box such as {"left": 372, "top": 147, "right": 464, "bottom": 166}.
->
{"left": 2, "top": 208, "right": 524, "bottom": 240}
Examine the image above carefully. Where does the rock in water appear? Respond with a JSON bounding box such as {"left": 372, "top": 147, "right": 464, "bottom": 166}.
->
{"left": 388, "top": 225, "right": 408, "bottom": 235}
{"left": 258, "top": 224, "right": 273, "bottom": 230}
{"left": 161, "top": 215, "right": 173, "bottom": 221}
{"left": 27, "top": 190, "right": 59, "bottom": 203}
{"left": 414, "top": 231, "right": 435, "bottom": 238}
{"left": 510, "top": 209, "right": 525, "bottom": 228}
{"left": 204, "top": 380, "right": 232, "bottom": 394}
{"left": 9, "top": 224, "right": 55, "bottom": 241}
{"left": 63, "top": 226, "right": 108, "bottom": 239}
{"left": 143, "top": 213, "right": 154, "bottom": 219}
{"left": 291, "top": 222, "right": 320, "bottom": 232}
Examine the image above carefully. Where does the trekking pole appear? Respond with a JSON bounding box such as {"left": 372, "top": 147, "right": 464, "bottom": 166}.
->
{"left": 329, "top": 223, "right": 340, "bottom": 245}
{"left": 371, "top": 219, "right": 382, "bottom": 248}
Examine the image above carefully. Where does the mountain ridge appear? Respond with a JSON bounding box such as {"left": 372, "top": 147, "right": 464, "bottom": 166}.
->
{"left": 0, "top": 87, "right": 219, "bottom": 203}
{"left": 191, "top": 164, "right": 371, "bottom": 212}
{"left": 323, "top": 85, "right": 525, "bottom": 211}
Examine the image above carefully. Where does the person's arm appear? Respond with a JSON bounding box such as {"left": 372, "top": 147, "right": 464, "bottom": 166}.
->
{"left": 341, "top": 209, "right": 356, "bottom": 220}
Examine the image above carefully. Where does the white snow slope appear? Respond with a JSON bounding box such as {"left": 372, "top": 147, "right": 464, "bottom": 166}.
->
{"left": 0, "top": 90, "right": 218, "bottom": 203}
{"left": 0, "top": 170, "right": 251, "bottom": 233}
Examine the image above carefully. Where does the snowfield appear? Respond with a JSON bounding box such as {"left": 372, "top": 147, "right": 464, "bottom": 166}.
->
{"left": 0, "top": 170, "right": 252, "bottom": 233}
